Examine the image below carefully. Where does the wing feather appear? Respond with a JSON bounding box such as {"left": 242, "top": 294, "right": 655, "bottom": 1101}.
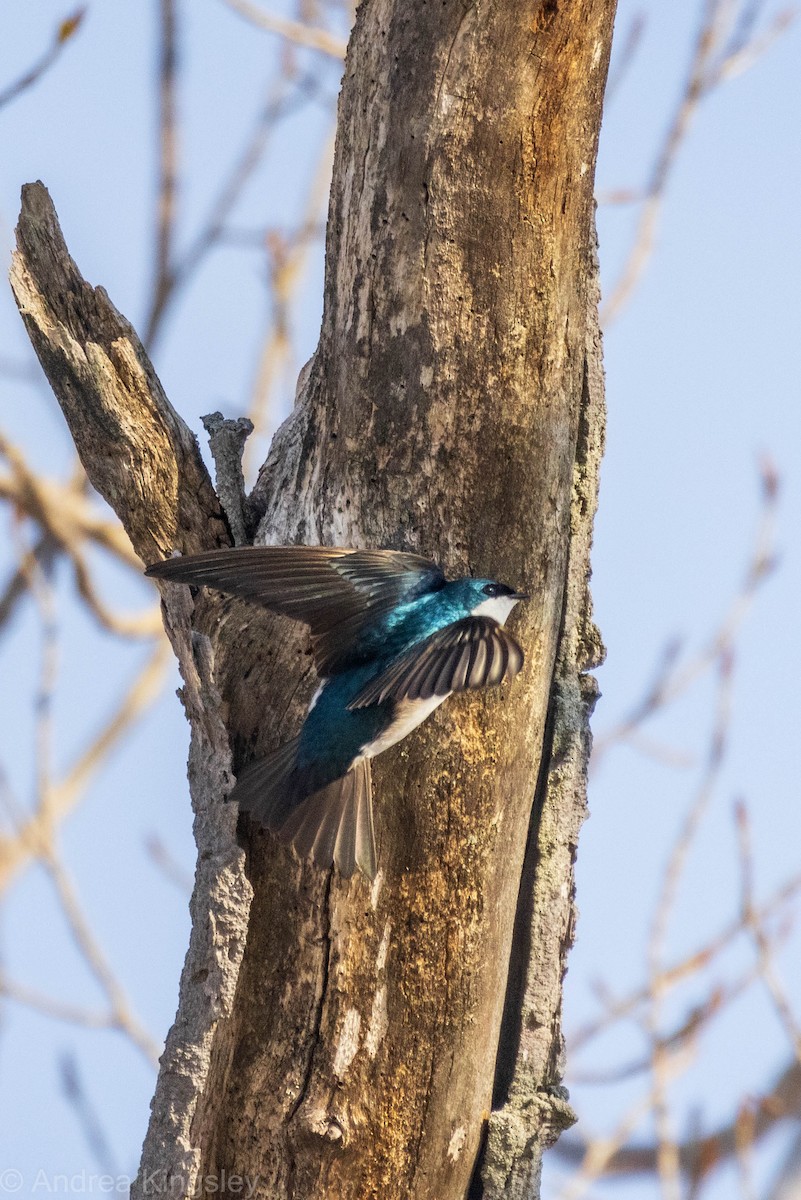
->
{"left": 348, "top": 616, "right": 524, "bottom": 710}
{"left": 450, "top": 642, "right": 471, "bottom": 692}
{"left": 146, "top": 545, "right": 445, "bottom": 674}
{"left": 468, "top": 637, "right": 488, "bottom": 688}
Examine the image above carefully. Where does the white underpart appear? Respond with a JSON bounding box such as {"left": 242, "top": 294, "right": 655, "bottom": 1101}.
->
{"left": 470, "top": 595, "right": 522, "bottom": 625}
{"left": 361, "top": 694, "right": 447, "bottom": 758}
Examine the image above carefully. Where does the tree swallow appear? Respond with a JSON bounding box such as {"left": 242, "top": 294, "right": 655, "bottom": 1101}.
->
{"left": 146, "top": 548, "right": 528, "bottom": 880}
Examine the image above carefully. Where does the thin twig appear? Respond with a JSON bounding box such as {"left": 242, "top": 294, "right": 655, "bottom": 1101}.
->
{"left": 641, "top": 647, "right": 735, "bottom": 1199}
{"left": 555, "top": 1052, "right": 694, "bottom": 1200}
{"left": 571, "top": 956, "right": 781, "bottom": 1085}
{"left": 605, "top": 12, "right": 646, "bottom": 102}
{"left": 145, "top": 0, "right": 180, "bottom": 347}
{"left": 244, "top": 127, "right": 334, "bottom": 459}
{"left": 648, "top": 650, "right": 735, "bottom": 976}
{"left": 146, "top": 72, "right": 322, "bottom": 341}
{"left": 17, "top": 517, "right": 60, "bottom": 824}
{"left": 60, "top": 1054, "right": 120, "bottom": 1175}
{"left": 69, "top": 546, "right": 163, "bottom": 637}
{"left": 569, "top": 866, "right": 801, "bottom": 1053}
{"left": 220, "top": 0, "right": 347, "bottom": 58}
{"left": 41, "top": 847, "right": 162, "bottom": 1067}
{"left": 561, "top": 463, "right": 786, "bottom": 1194}
{"left": 0, "top": 437, "right": 131, "bottom": 561}
{"left": 736, "top": 800, "right": 801, "bottom": 1063}
{"left": 0, "top": 534, "right": 58, "bottom": 634}
{"left": 0, "top": 642, "right": 170, "bottom": 893}
{"left": 145, "top": 833, "right": 194, "bottom": 895}
{"left": 0, "top": 973, "right": 118, "bottom": 1030}
{"left": 2, "top": 550, "right": 162, "bottom": 1066}
{"left": 0, "top": 434, "right": 160, "bottom": 637}
{"left": 733, "top": 1097, "right": 759, "bottom": 1200}
{"left": 50, "top": 642, "right": 171, "bottom": 817}
{"left": 556, "top": 1059, "right": 801, "bottom": 1180}
{"left": 600, "top": 0, "right": 795, "bottom": 325}
{"left": 0, "top": 9, "right": 86, "bottom": 111}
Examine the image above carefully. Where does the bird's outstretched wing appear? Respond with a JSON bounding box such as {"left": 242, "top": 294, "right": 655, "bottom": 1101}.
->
{"left": 347, "top": 615, "right": 524, "bottom": 708}
{"left": 145, "top": 546, "right": 445, "bottom": 674}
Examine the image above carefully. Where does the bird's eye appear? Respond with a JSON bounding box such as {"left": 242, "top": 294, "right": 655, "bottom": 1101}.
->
{"left": 482, "top": 583, "right": 501, "bottom": 597}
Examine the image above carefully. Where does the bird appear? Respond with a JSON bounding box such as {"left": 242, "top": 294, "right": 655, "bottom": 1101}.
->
{"left": 145, "top": 546, "right": 528, "bottom": 880}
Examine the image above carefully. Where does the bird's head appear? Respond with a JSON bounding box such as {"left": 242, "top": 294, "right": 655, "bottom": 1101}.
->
{"left": 445, "top": 576, "right": 529, "bottom": 626}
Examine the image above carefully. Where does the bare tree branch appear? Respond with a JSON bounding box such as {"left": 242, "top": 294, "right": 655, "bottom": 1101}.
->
{"left": 737, "top": 801, "right": 801, "bottom": 1063}
{"left": 165, "top": 73, "right": 323, "bottom": 321}
{"left": 569, "top": 867, "right": 801, "bottom": 1054}
{"left": 604, "top": 11, "right": 646, "bottom": 102}
{"left": 600, "top": 0, "right": 796, "bottom": 325}
{"left": 60, "top": 1054, "right": 121, "bottom": 1175}
{"left": 9, "top": 183, "right": 230, "bottom": 566}
{"left": 145, "top": 0, "right": 180, "bottom": 347}
{"left": 244, "top": 128, "right": 335, "bottom": 455}
{"left": 0, "top": 9, "right": 86, "bottom": 111}
{"left": 0, "top": 442, "right": 141, "bottom": 569}
{"left": 0, "top": 641, "right": 169, "bottom": 893}
{"left": 42, "top": 845, "right": 162, "bottom": 1066}
{"left": 0, "top": 549, "right": 163, "bottom": 1068}
{"left": 145, "top": 833, "right": 193, "bottom": 895}
{"left": 220, "top": 0, "right": 348, "bottom": 58}
{"left": 557, "top": 1060, "right": 801, "bottom": 1181}
{"left": 0, "top": 973, "right": 120, "bottom": 1031}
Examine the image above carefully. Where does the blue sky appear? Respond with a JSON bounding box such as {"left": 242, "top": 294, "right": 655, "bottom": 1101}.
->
{"left": 1, "top": 2, "right": 799, "bottom": 1196}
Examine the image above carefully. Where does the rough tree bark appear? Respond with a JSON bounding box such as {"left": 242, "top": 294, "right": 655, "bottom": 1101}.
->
{"left": 10, "top": 1, "right": 614, "bottom": 1196}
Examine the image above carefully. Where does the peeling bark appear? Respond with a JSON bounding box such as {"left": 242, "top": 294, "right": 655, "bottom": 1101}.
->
{"left": 10, "top": 0, "right": 615, "bottom": 1196}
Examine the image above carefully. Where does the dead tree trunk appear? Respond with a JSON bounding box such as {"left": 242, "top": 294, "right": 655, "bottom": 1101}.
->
{"left": 10, "top": 1, "right": 614, "bottom": 1196}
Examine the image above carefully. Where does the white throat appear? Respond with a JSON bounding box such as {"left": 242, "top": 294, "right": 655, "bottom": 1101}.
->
{"left": 470, "top": 595, "right": 521, "bottom": 626}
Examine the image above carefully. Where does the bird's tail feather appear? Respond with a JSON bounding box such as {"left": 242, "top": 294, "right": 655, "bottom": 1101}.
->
{"left": 229, "top": 737, "right": 303, "bottom": 828}
{"left": 231, "top": 741, "right": 376, "bottom": 880}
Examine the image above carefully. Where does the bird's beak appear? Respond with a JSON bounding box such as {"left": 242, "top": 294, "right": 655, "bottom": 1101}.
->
{"left": 510, "top": 591, "right": 529, "bottom": 601}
